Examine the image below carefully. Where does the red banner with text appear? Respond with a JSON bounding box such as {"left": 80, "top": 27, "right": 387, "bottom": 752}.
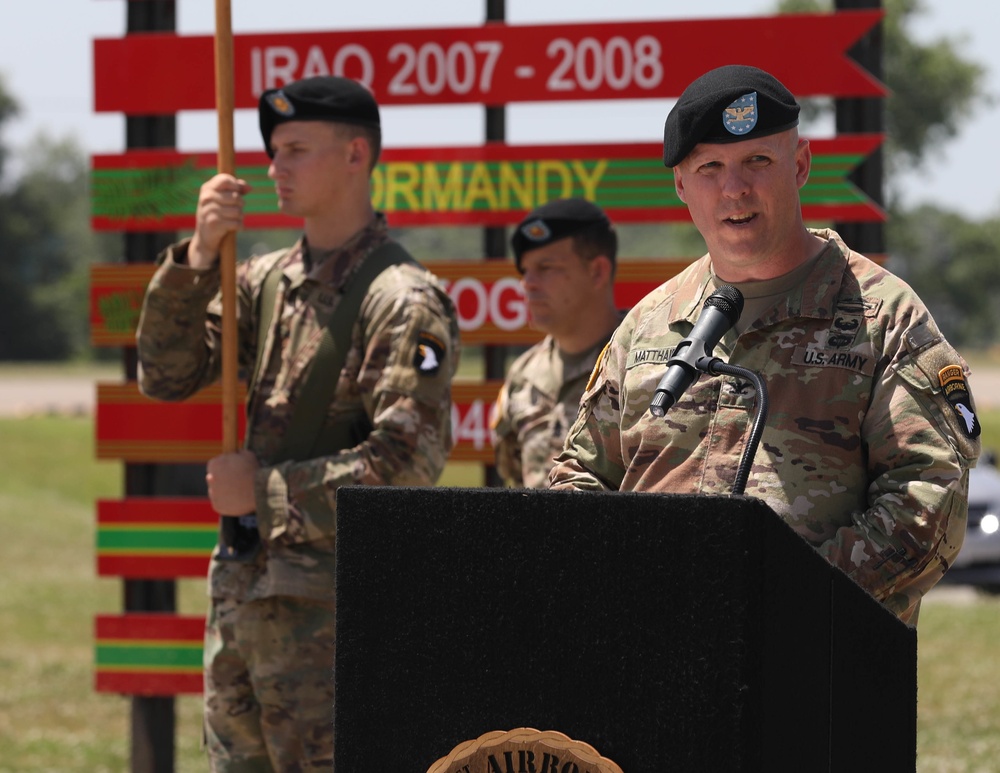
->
{"left": 90, "top": 259, "right": 679, "bottom": 348}
{"left": 94, "top": 12, "right": 884, "bottom": 114}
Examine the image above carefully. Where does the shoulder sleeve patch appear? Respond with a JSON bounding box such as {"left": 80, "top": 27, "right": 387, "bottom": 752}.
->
{"left": 414, "top": 331, "right": 446, "bottom": 376}
{"left": 491, "top": 384, "right": 507, "bottom": 431}
{"left": 938, "top": 364, "right": 981, "bottom": 439}
{"left": 586, "top": 343, "right": 611, "bottom": 392}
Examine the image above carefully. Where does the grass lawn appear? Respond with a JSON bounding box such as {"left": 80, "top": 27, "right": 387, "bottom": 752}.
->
{"left": 1, "top": 408, "right": 999, "bottom": 771}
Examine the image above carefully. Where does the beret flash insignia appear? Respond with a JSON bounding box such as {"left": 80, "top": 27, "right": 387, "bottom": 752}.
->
{"left": 266, "top": 90, "right": 295, "bottom": 117}
{"left": 723, "top": 92, "right": 758, "bottom": 136}
{"left": 520, "top": 219, "right": 551, "bottom": 242}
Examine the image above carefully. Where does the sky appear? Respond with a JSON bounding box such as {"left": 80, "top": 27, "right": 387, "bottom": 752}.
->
{"left": 0, "top": 0, "right": 997, "bottom": 219}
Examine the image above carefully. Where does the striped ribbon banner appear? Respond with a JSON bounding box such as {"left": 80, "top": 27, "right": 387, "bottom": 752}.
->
{"left": 94, "top": 614, "right": 204, "bottom": 695}
{"left": 91, "top": 137, "right": 884, "bottom": 232}
{"left": 97, "top": 380, "right": 504, "bottom": 464}
{"left": 97, "top": 498, "right": 217, "bottom": 579}
{"left": 96, "top": 382, "right": 249, "bottom": 463}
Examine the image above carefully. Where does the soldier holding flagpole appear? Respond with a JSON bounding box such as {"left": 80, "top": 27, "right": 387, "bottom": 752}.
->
{"left": 134, "top": 4, "right": 460, "bottom": 769}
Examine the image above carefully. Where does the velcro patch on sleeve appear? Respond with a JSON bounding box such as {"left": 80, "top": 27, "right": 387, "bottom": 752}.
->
{"left": 791, "top": 346, "right": 877, "bottom": 376}
{"left": 625, "top": 347, "right": 673, "bottom": 370}
{"left": 939, "top": 365, "right": 981, "bottom": 439}
{"left": 414, "top": 331, "right": 446, "bottom": 376}
{"left": 490, "top": 385, "right": 507, "bottom": 430}
{"left": 586, "top": 343, "right": 611, "bottom": 392}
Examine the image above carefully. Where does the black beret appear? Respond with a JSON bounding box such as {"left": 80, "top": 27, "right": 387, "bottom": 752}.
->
{"left": 662, "top": 64, "right": 800, "bottom": 168}
{"left": 510, "top": 198, "right": 613, "bottom": 271}
{"left": 259, "top": 76, "right": 380, "bottom": 156}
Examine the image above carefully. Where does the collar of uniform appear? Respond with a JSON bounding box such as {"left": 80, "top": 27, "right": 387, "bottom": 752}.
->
{"left": 667, "top": 232, "right": 850, "bottom": 327}
{"left": 554, "top": 333, "right": 611, "bottom": 380}
{"left": 271, "top": 239, "right": 309, "bottom": 292}
{"left": 304, "top": 212, "right": 390, "bottom": 290}
{"left": 667, "top": 254, "right": 717, "bottom": 325}
{"left": 795, "top": 228, "right": 850, "bottom": 320}
{"left": 531, "top": 335, "right": 566, "bottom": 398}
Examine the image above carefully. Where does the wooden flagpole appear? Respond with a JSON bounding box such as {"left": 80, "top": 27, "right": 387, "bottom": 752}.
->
{"left": 213, "top": 0, "right": 239, "bottom": 455}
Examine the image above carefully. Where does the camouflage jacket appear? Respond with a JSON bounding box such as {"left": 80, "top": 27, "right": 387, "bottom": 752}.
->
{"left": 491, "top": 334, "right": 612, "bottom": 489}
{"left": 136, "top": 214, "right": 460, "bottom": 601}
{"left": 549, "top": 229, "right": 980, "bottom": 623}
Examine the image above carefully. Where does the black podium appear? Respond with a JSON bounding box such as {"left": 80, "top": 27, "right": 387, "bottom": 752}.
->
{"left": 333, "top": 487, "right": 916, "bottom": 772}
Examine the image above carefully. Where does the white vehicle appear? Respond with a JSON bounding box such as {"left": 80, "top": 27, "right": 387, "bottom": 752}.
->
{"left": 942, "top": 457, "right": 1000, "bottom": 593}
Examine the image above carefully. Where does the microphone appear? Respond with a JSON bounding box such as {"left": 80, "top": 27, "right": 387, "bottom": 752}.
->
{"left": 649, "top": 285, "right": 744, "bottom": 417}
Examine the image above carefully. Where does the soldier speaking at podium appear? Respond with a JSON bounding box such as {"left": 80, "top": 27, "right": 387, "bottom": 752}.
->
{"left": 549, "top": 65, "right": 981, "bottom": 625}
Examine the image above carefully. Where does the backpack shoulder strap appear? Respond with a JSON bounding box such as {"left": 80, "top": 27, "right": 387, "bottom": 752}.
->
{"left": 249, "top": 247, "right": 294, "bottom": 398}
{"left": 278, "top": 239, "right": 419, "bottom": 462}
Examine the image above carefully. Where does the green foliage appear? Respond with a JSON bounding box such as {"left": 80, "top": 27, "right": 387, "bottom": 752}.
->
{"left": 914, "top": 596, "right": 1000, "bottom": 771}
{"left": 776, "top": 0, "right": 992, "bottom": 184}
{"left": 887, "top": 206, "right": 1000, "bottom": 346}
{"left": 971, "top": 403, "right": 1000, "bottom": 460}
{"left": 774, "top": 0, "right": 998, "bottom": 348}
{"left": 0, "top": 73, "right": 19, "bottom": 176}
{"left": 882, "top": 0, "right": 990, "bottom": 176}
{"left": 0, "top": 129, "right": 120, "bottom": 361}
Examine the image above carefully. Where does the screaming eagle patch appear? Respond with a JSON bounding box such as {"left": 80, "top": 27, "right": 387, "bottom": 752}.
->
{"left": 938, "top": 365, "right": 981, "bottom": 439}
{"left": 414, "top": 331, "right": 446, "bottom": 376}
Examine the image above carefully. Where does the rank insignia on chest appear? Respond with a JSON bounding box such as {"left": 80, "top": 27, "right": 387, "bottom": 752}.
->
{"left": 938, "top": 365, "right": 981, "bottom": 439}
{"left": 415, "top": 331, "right": 446, "bottom": 376}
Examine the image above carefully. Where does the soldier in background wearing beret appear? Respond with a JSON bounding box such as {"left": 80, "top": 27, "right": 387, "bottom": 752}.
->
{"left": 135, "top": 76, "right": 460, "bottom": 770}
{"left": 491, "top": 198, "right": 623, "bottom": 488}
{"left": 549, "top": 65, "right": 981, "bottom": 625}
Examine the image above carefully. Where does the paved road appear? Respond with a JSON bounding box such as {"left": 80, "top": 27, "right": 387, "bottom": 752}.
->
{"left": 1, "top": 365, "right": 999, "bottom": 417}
{"left": 0, "top": 371, "right": 103, "bottom": 417}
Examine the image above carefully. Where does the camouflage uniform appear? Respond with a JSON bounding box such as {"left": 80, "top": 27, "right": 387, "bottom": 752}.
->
{"left": 492, "top": 331, "right": 616, "bottom": 489}
{"left": 549, "top": 229, "right": 980, "bottom": 624}
{"left": 137, "top": 213, "right": 459, "bottom": 769}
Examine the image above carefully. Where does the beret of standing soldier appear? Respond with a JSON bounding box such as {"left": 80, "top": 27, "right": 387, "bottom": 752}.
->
{"left": 259, "top": 75, "right": 381, "bottom": 158}
{"left": 492, "top": 197, "right": 623, "bottom": 489}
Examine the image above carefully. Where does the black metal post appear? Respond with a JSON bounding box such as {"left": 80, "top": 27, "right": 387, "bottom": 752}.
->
{"left": 833, "top": 0, "right": 885, "bottom": 257}
{"left": 484, "top": 0, "right": 507, "bottom": 487}
{"left": 121, "top": 3, "right": 188, "bottom": 772}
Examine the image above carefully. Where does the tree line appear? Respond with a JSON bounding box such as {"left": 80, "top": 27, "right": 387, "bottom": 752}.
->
{"left": 0, "top": 0, "right": 997, "bottom": 360}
